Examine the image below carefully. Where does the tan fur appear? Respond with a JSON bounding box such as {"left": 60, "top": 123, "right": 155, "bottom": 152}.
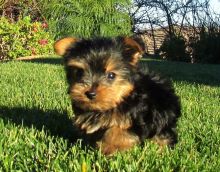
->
{"left": 54, "top": 37, "right": 77, "bottom": 56}
{"left": 108, "top": 111, "right": 131, "bottom": 129}
{"left": 105, "top": 57, "right": 117, "bottom": 72}
{"left": 153, "top": 136, "right": 172, "bottom": 147}
{"left": 130, "top": 52, "right": 142, "bottom": 66}
{"left": 67, "top": 60, "right": 88, "bottom": 69}
{"left": 97, "top": 127, "right": 140, "bottom": 155}
{"left": 123, "top": 37, "right": 143, "bottom": 53}
{"left": 74, "top": 107, "right": 132, "bottom": 134}
{"left": 123, "top": 37, "right": 144, "bottom": 66}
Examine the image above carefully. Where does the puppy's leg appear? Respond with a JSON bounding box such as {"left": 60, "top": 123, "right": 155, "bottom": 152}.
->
{"left": 153, "top": 127, "right": 178, "bottom": 148}
{"left": 97, "top": 127, "right": 140, "bottom": 155}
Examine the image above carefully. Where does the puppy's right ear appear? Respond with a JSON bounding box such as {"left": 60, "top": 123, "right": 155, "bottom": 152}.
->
{"left": 54, "top": 37, "right": 78, "bottom": 56}
{"left": 120, "top": 37, "right": 144, "bottom": 66}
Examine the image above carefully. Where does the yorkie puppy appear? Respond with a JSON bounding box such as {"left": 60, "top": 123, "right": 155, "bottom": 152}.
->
{"left": 54, "top": 36, "right": 181, "bottom": 155}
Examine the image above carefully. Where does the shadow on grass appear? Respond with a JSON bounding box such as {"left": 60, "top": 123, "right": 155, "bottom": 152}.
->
{"left": 20, "top": 57, "right": 220, "bottom": 86}
{"left": 0, "top": 106, "right": 78, "bottom": 143}
{"left": 18, "top": 57, "right": 63, "bottom": 65}
{"left": 142, "top": 59, "right": 220, "bottom": 87}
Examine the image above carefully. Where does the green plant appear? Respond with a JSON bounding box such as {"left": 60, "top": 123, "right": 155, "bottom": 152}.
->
{"left": 38, "top": 0, "right": 132, "bottom": 39}
{"left": 0, "top": 16, "right": 53, "bottom": 60}
{"left": 159, "top": 34, "right": 190, "bottom": 62}
{"left": 0, "top": 0, "right": 42, "bottom": 21}
{"left": 191, "top": 24, "right": 220, "bottom": 64}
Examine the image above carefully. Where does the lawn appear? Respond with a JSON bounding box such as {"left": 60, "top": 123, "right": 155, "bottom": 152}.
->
{"left": 0, "top": 58, "right": 220, "bottom": 171}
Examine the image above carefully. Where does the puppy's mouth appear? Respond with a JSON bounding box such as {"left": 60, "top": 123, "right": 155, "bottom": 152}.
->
{"left": 74, "top": 98, "right": 118, "bottom": 111}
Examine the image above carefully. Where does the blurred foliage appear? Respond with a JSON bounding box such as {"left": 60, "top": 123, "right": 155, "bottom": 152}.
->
{"left": 159, "top": 34, "right": 190, "bottom": 62}
{"left": 0, "top": 0, "right": 42, "bottom": 21}
{"left": 190, "top": 24, "right": 220, "bottom": 64}
{"left": 1, "top": 0, "right": 220, "bottom": 64}
{"left": 1, "top": 0, "right": 132, "bottom": 39}
{"left": 0, "top": 16, "right": 53, "bottom": 60}
{"left": 38, "top": 0, "right": 132, "bottom": 39}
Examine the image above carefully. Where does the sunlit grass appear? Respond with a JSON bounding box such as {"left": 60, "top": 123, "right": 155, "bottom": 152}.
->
{"left": 0, "top": 58, "right": 219, "bottom": 171}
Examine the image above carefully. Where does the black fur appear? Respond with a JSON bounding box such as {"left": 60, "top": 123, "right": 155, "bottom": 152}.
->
{"left": 124, "top": 69, "right": 181, "bottom": 145}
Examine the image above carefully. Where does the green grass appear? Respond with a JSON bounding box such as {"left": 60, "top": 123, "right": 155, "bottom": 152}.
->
{"left": 0, "top": 58, "right": 220, "bottom": 171}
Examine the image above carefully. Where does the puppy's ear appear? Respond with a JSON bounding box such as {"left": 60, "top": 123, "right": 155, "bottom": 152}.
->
{"left": 121, "top": 37, "right": 144, "bottom": 66}
{"left": 54, "top": 37, "right": 78, "bottom": 56}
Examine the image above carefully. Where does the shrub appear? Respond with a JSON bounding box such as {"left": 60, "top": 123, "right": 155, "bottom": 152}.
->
{"left": 38, "top": 0, "right": 132, "bottom": 39}
{"left": 0, "top": 16, "right": 53, "bottom": 60}
{"left": 0, "top": 0, "right": 41, "bottom": 22}
{"left": 159, "top": 35, "right": 190, "bottom": 62}
{"left": 191, "top": 25, "right": 220, "bottom": 64}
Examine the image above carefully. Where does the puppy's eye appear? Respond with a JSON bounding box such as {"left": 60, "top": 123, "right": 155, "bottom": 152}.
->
{"left": 75, "top": 68, "right": 84, "bottom": 78}
{"left": 73, "top": 68, "right": 84, "bottom": 82}
{"left": 67, "top": 66, "right": 84, "bottom": 82}
{"left": 106, "top": 72, "right": 116, "bottom": 80}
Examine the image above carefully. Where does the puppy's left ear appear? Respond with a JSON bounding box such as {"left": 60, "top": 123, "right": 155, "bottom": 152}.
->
{"left": 54, "top": 37, "right": 78, "bottom": 56}
{"left": 121, "top": 37, "right": 144, "bottom": 66}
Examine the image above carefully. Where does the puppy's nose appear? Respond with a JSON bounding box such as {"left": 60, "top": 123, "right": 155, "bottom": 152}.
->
{"left": 85, "top": 90, "right": 96, "bottom": 100}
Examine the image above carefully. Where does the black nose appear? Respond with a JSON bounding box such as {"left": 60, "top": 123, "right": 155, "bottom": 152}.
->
{"left": 85, "top": 90, "right": 96, "bottom": 99}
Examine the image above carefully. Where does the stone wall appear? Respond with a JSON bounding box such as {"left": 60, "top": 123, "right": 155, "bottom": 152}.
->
{"left": 137, "top": 26, "right": 200, "bottom": 55}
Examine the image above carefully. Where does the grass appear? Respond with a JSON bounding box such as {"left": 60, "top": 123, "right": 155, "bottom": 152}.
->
{"left": 0, "top": 58, "right": 220, "bottom": 171}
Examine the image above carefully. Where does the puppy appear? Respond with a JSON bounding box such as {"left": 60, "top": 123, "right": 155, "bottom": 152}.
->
{"left": 54, "top": 37, "right": 181, "bottom": 155}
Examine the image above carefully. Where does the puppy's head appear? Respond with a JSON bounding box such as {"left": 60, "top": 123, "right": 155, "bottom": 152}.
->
{"left": 54, "top": 37, "right": 143, "bottom": 111}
